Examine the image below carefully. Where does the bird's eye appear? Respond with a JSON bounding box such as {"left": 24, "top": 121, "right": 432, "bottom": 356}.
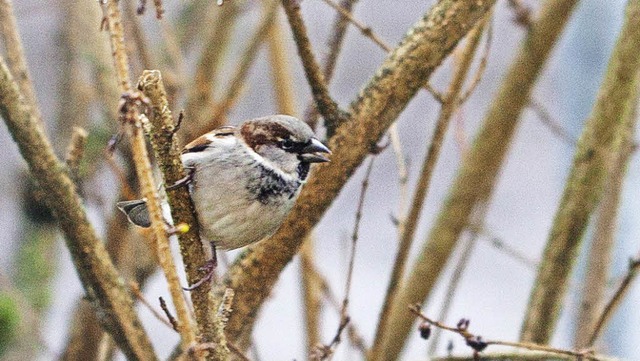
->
{"left": 280, "top": 138, "right": 295, "bottom": 150}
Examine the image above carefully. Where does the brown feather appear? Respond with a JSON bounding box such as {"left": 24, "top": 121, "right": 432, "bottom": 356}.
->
{"left": 182, "top": 126, "right": 236, "bottom": 154}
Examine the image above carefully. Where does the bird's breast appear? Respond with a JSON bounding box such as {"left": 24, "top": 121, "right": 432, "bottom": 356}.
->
{"left": 188, "top": 157, "right": 302, "bottom": 250}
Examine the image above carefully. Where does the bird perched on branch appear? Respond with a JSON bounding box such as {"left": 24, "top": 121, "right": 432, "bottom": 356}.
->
{"left": 117, "top": 115, "right": 331, "bottom": 288}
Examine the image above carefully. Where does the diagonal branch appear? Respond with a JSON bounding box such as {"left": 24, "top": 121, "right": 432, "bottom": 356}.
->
{"left": 520, "top": 0, "right": 640, "bottom": 343}
{"left": 280, "top": 0, "right": 347, "bottom": 136}
{"left": 0, "top": 56, "right": 157, "bottom": 361}
{"left": 101, "top": 0, "right": 197, "bottom": 352}
{"left": 378, "top": 0, "right": 580, "bottom": 357}
{"left": 215, "top": 0, "right": 496, "bottom": 346}
{"left": 370, "top": 16, "right": 490, "bottom": 358}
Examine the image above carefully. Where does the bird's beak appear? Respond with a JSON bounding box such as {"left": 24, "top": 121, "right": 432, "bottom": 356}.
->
{"left": 299, "top": 138, "right": 331, "bottom": 163}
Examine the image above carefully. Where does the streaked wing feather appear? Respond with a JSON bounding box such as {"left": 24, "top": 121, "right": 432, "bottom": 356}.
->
{"left": 182, "top": 126, "right": 237, "bottom": 154}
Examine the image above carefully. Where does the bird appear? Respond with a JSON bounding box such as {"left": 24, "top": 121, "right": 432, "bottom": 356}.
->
{"left": 117, "top": 115, "right": 331, "bottom": 287}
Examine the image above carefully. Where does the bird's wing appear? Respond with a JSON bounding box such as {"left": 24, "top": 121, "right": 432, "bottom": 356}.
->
{"left": 182, "top": 126, "right": 237, "bottom": 154}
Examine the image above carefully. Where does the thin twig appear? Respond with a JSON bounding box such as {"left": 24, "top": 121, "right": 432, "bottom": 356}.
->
{"left": 469, "top": 224, "right": 539, "bottom": 270}
{"left": 281, "top": 0, "right": 346, "bottom": 136}
{"left": 317, "top": 157, "right": 376, "bottom": 360}
{"left": 431, "top": 351, "right": 614, "bottom": 361}
{"left": 159, "top": 297, "right": 179, "bottom": 332}
{"left": 528, "top": 99, "right": 577, "bottom": 146}
{"left": 316, "top": 0, "right": 444, "bottom": 102}
{"left": 409, "top": 305, "right": 601, "bottom": 360}
{"left": 456, "top": 18, "right": 493, "bottom": 105}
{"left": 370, "top": 16, "right": 490, "bottom": 358}
{"left": 129, "top": 281, "right": 174, "bottom": 329}
{"left": 428, "top": 202, "right": 489, "bottom": 355}
{"left": 588, "top": 256, "right": 640, "bottom": 346}
{"left": 311, "top": 263, "right": 369, "bottom": 356}
{"left": 318, "top": 0, "right": 386, "bottom": 50}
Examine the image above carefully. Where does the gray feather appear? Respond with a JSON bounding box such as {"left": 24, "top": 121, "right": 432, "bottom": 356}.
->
{"left": 116, "top": 199, "right": 151, "bottom": 228}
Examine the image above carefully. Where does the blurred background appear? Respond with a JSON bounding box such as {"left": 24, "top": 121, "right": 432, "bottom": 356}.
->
{"left": 1, "top": 0, "right": 638, "bottom": 359}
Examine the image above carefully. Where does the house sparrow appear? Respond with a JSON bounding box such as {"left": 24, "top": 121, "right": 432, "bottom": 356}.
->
{"left": 117, "top": 115, "right": 330, "bottom": 284}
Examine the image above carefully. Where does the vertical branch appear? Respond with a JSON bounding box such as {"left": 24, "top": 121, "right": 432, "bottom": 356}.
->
{"left": 300, "top": 240, "right": 323, "bottom": 352}
{"left": 0, "top": 56, "right": 157, "bottom": 361}
{"left": 573, "top": 101, "right": 636, "bottom": 349}
{"left": 370, "top": 15, "right": 489, "bottom": 359}
{"left": 267, "top": 9, "right": 297, "bottom": 116}
{"left": 378, "top": 1, "right": 579, "bottom": 357}
{"left": 521, "top": 0, "right": 640, "bottom": 343}
{"left": 137, "top": 70, "right": 225, "bottom": 359}
{"left": 280, "top": 0, "right": 346, "bottom": 136}
{"left": 101, "top": 0, "right": 197, "bottom": 352}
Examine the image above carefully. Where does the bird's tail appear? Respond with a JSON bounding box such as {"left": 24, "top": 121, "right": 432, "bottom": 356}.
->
{"left": 116, "top": 199, "right": 151, "bottom": 228}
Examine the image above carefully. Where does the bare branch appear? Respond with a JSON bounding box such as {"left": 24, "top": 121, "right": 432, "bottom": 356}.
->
{"left": 280, "top": 0, "right": 346, "bottom": 136}
{"left": 574, "top": 97, "right": 637, "bottom": 349}
{"left": 520, "top": 0, "right": 640, "bottom": 343}
{"left": 409, "top": 305, "right": 601, "bottom": 360}
{"left": 0, "top": 55, "right": 157, "bottom": 361}
{"left": 381, "top": 1, "right": 579, "bottom": 356}
{"left": 370, "top": 15, "right": 490, "bottom": 358}
{"left": 216, "top": 0, "right": 496, "bottom": 347}
{"left": 588, "top": 257, "right": 640, "bottom": 346}
{"left": 101, "top": 0, "right": 197, "bottom": 351}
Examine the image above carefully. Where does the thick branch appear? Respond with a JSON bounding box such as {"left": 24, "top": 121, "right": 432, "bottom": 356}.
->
{"left": 520, "top": 0, "right": 640, "bottom": 343}
{"left": 102, "top": 0, "right": 197, "bottom": 352}
{"left": 216, "top": 0, "right": 496, "bottom": 345}
{"left": 573, "top": 100, "right": 636, "bottom": 349}
{"left": 379, "top": 0, "right": 579, "bottom": 357}
{"left": 0, "top": 57, "right": 157, "bottom": 361}
{"left": 370, "top": 17, "right": 489, "bottom": 358}
{"left": 137, "top": 70, "right": 224, "bottom": 358}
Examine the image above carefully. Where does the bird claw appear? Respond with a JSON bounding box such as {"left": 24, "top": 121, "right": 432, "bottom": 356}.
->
{"left": 182, "top": 254, "right": 217, "bottom": 291}
{"left": 166, "top": 167, "right": 195, "bottom": 191}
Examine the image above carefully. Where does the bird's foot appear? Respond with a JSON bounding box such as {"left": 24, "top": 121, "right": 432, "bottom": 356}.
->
{"left": 166, "top": 166, "right": 195, "bottom": 191}
{"left": 182, "top": 252, "right": 217, "bottom": 291}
